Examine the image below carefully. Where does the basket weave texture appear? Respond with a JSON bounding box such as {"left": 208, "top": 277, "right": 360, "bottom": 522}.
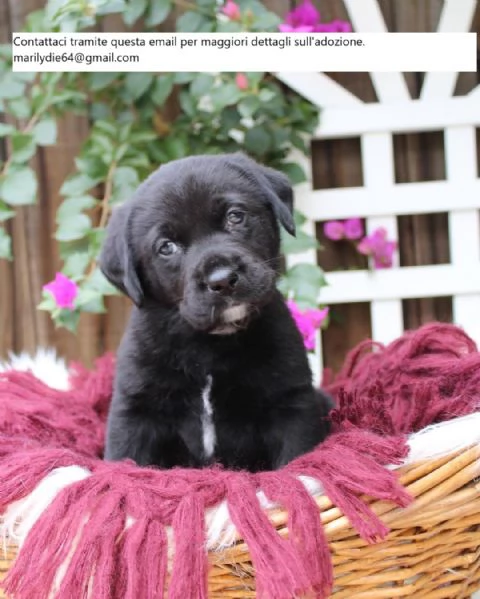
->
{"left": 1, "top": 445, "right": 479, "bottom": 598}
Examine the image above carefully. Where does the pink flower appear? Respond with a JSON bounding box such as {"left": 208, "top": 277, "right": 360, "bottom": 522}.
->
{"left": 279, "top": 1, "right": 352, "bottom": 34}
{"left": 221, "top": 0, "right": 241, "bottom": 21}
{"left": 287, "top": 300, "right": 329, "bottom": 351}
{"left": 343, "top": 218, "right": 364, "bottom": 240}
{"left": 235, "top": 73, "right": 248, "bottom": 90}
{"left": 357, "top": 227, "right": 397, "bottom": 269}
{"left": 324, "top": 220, "right": 345, "bottom": 241}
{"left": 372, "top": 241, "right": 397, "bottom": 269}
{"left": 313, "top": 23, "right": 337, "bottom": 32}
{"left": 279, "top": 24, "right": 315, "bottom": 32}
{"left": 43, "top": 273, "right": 78, "bottom": 310}
{"left": 282, "top": 0, "right": 320, "bottom": 29}
{"left": 331, "top": 19, "right": 352, "bottom": 32}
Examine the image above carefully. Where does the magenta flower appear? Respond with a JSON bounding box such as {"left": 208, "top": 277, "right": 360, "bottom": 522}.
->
{"left": 357, "top": 228, "right": 397, "bottom": 269}
{"left": 279, "top": 24, "right": 315, "bottom": 32}
{"left": 221, "top": 0, "right": 241, "bottom": 21}
{"left": 313, "top": 23, "right": 337, "bottom": 32}
{"left": 43, "top": 273, "right": 78, "bottom": 310}
{"left": 287, "top": 300, "right": 329, "bottom": 351}
{"left": 331, "top": 19, "right": 352, "bottom": 32}
{"left": 372, "top": 240, "right": 397, "bottom": 269}
{"left": 279, "top": 1, "right": 352, "bottom": 34}
{"left": 235, "top": 73, "right": 248, "bottom": 90}
{"left": 343, "top": 218, "right": 364, "bottom": 240}
{"left": 324, "top": 220, "right": 345, "bottom": 241}
{"left": 282, "top": 0, "right": 320, "bottom": 29}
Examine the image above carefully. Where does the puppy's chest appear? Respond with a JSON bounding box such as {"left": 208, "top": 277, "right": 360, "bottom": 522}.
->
{"left": 196, "top": 374, "right": 269, "bottom": 462}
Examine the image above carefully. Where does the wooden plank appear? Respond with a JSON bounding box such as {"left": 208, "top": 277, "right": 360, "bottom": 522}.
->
{"left": 361, "top": 132, "right": 403, "bottom": 344}
{"left": 276, "top": 72, "right": 363, "bottom": 108}
{"left": 421, "top": 0, "right": 477, "bottom": 100}
{"left": 296, "top": 179, "right": 480, "bottom": 221}
{"left": 445, "top": 126, "right": 480, "bottom": 347}
{"left": 343, "top": 0, "right": 410, "bottom": 103}
{"left": 319, "top": 264, "right": 480, "bottom": 304}
{"left": 315, "top": 96, "right": 480, "bottom": 138}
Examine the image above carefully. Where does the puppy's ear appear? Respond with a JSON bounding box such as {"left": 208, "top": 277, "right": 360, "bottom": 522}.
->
{"left": 99, "top": 202, "right": 144, "bottom": 307}
{"left": 256, "top": 163, "right": 296, "bottom": 237}
{"left": 227, "top": 153, "right": 296, "bottom": 236}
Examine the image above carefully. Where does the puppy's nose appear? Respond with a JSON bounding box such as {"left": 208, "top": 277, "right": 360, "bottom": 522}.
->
{"left": 207, "top": 268, "right": 239, "bottom": 294}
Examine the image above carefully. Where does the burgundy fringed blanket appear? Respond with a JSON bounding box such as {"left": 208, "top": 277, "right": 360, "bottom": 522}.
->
{"left": 0, "top": 323, "right": 479, "bottom": 599}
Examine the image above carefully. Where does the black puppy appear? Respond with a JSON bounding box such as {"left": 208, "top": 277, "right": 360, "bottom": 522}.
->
{"left": 100, "top": 152, "right": 333, "bottom": 472}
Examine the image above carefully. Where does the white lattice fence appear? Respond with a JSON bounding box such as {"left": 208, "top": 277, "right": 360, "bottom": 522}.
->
{"left": 277, "top": 0, "right": 480, "bottom": 384}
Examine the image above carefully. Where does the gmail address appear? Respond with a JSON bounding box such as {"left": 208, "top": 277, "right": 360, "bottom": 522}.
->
{"left": 13, "top": 52, "right": 140, "bottom": 67}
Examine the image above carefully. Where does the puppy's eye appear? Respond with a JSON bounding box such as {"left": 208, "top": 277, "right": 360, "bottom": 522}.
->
{"left": 157, "top": 240, "right": 179, "bottom": 256}
{"left": 226, "top": 210, "right": 245, "bottom": 226}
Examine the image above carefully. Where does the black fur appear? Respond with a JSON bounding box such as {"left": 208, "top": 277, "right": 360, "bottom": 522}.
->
{"left": 100, "top": 152, "right": 333, "bottom": 472}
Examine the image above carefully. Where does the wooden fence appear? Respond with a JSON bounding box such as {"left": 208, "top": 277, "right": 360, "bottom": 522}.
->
{"left": 0, "top": 0, "right": 479, "bottom": 371}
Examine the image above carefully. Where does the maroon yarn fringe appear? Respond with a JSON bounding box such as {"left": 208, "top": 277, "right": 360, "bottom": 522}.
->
{"left": 0, "top": 323, "right": 479, "bottom": 599}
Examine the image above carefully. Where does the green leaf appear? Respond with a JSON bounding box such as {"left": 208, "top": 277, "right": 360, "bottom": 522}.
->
{"left": 190, "top": 73, "right": 215, "bottom": 98}
{"left": 90, "top": 102, "right": 112, "bottom": 120}
{"left": 176, "top": 11, "right": 208, "bottom": 32}
{"left": 246, "top": 73, "right": 265, "bottom": 86}
{"left": 278, "top": 162, "right": 306, "bottom": 185}
{"left": 129, "top": 130, "right": 158, "bottom": 144}
{"left": 216, "top": 20, "right": 243, "bottom": 33}
{"left": 111, "top": 166, "right": 139, "bottom": 205}
{"left": 244, "top": 126, "right": 271, "bottom": 156}
{"left": 151, "top": 74, "right": 175, "bottom": 106}
{"left": 0, "top": 201, "right": 14, "bottom": 222}
{"left": 85, "top": 267, "right": 117, "bottom": 295}
{"left": 294, "top": 209, "right": 307, "bottom": 227}
{"left": 282, "top": 263, "right": 326, "bottom": 306}
{"left": 174, "top": 72, "right": 195, "bottom": 84}
{"left": 60, "top": 174, "right": 99, "bottom": 196}
{"left": 93, "top": 120, "right": 118, "bottom": 137}
{"left": 57, "top": 195, "right": 97, "bottom": 222}
{"left": 0, "top": 123, "right": 15, "bottom": 137}
{"left": 145, "top": 0, "right": 171, "bottom": 26}
{"left": 0, "top": 45, "right": 12, "bottom": 60}
{"left": 55, "top": 213, "right": 92, "bottom": 242}
{"left": 33, "top": 116, "right": 57, "bottom": 146}
{"left": 179, "top": 91, "right": 196, "bottom": 117}
{"left": 238, "top": 96, "right": 260, "bottom": 118}
{"left": 258, "top": 88, "right": 276, "bottom": 103}
{"left": 75, "top": 155, "right": 109, "bottom": 180}
{"left": 89, "top": 72, "right": 120, "bottom": 91}
{"left": 290, "top": 132, "right": 308, "bottom": 153}
{"left": 123, "top": 0, "right": 148, "bottom": 25}
{"left": 163, "top": 136, "right": 188, "bottom": 160}
{"left": 63, "top": 251, "right": 90, "bottom": 278}
{"left": 7, "top": 97, "right": 32, "bottom": 119}
{"left": 53, "top": 309, "right": 80, "bottom": 334}
{"left": 281, "top": 229, "right": 319, "bottom": 255}
{"left": 210, "top": 83, "right": 242, "bottom": 110}
{"left": 0, "top": 72, "right": 24, "bottom": 100}
{"left": 96, "top": 0, "right": 127, "bottom": 15}
{"left": 252, "top": 10, "right": 281, "bottom": 30}
{"left": 0, "top": 166, "right": 37, "bottom": 205}
{"left": 25, "top": 9, "right": 47, "bottom": 32}
{"left": 125, "top": 72, "right": 154, "bottom": 100}
{"left": 37, "top": 293, "right": 57, "bottom": 311}
{"left": 0, "top": 227, "right": 12, "bottom": 260}
{"left": 11, "top": 132, "right": 36, "bottom": 163}
{"left": 91, "top": 132, "right": 115, "bottom": 159}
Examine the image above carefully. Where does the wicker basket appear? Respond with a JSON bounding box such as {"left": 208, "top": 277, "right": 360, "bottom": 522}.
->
{"left": 1, "top": 445, "right": 480, "bottom": 598}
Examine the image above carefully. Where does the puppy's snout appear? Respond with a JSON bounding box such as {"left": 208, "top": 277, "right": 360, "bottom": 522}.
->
{"left": 206, "top": 267, "right": 239, "bottom": 294}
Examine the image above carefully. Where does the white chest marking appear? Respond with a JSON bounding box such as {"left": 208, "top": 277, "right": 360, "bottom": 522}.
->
{"left": 201, "top": 375, "right": 216, "bottom": 459}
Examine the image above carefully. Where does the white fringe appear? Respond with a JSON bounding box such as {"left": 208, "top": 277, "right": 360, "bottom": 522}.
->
{"left": 1, "top": 350, "right": 480, "bottom": 554}
{"left": 0, "top": 348, "right": 70, "bottom": 391}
